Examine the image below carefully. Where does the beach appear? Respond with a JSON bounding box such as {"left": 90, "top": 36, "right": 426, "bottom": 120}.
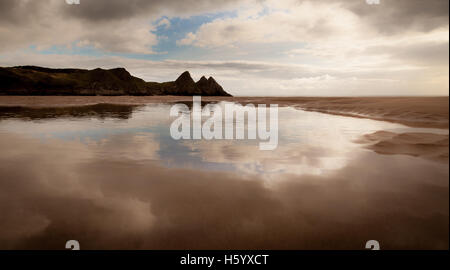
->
{"left": 0, "top": 96, "right": 448, "bottom": 249}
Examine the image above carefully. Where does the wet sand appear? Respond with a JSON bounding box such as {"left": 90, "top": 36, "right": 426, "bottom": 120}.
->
{"left": 357, "top": 131, "right": 449, "bottom": 164}
{"left": 0, "top": 96, "right": 448, "bottom": 250}
{"left": 0, "top": 133, "right": 448, "bottom": 250}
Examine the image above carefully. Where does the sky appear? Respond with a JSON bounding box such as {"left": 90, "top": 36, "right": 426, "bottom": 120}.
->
{"left": 0, "top": 0, "right": 448, "bottom": 96}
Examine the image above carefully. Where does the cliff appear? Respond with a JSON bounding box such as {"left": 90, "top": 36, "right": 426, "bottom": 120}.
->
{"left": 0, "top": 66, "right": 232, "bottom": 96}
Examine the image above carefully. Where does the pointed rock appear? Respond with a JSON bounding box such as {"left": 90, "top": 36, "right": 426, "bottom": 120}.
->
{"left": 175, "top": 71, "right": 201, "bottom": 95}
{"left": 176, "top": 71, "right": 194, "bottom": 83}
{"left": 196, "top": 76, "right": 209, "bottom": 92}
{"left": 195, "top": 76, "right": 231, "bottom": 96}
{"left": 198, "top": 76, "right": 208, "bottom": 83}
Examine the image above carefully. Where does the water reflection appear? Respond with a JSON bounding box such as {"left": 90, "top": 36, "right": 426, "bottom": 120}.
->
{"left": 0, "top": 104, "right": 145, "bottom": 121}
{"left": 0, "top": 103, "right": 448, "bottom": 249}
{"left": 2, "top": 103, "right": 439, "bottom": 176}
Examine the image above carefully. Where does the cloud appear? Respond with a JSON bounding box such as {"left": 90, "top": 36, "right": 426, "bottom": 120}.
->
{"left": 0, "top": 0, "right": 448, "bottom": 96}
{"left": 366, "top": 40, "right": 449, "bottom": 66}
{"left": 339, "top": 0, "right": 449, "bottom": 34}
{"left": 178, "top": 1, "right": 367, "bottom": 47}
{"left": 177, "top": 0, "right": 449, "bottom": 50}
{"left": 177, "top": 32, "right": 196, "bottom": 46}
{"left": 59, "top": 0, "right": 247, "bottom": 22}
{"left": 156, "top": 18, "right": 171, "bottom": 29}
{"left": 173, "top": 0, "right": 448, "bottom": 95}
{"left": 0, "top": 0, "right": 247, "bottom": 54}
{"left": 0, "top": 0, "right": 159, "bottom": 54}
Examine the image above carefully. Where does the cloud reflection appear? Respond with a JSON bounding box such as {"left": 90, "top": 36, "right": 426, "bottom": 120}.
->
{"left": 0, "top": 132, "right": 448, "bottom": 250}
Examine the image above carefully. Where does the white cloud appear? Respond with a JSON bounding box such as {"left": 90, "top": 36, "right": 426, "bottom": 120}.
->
{"left": 177, "top": 32, "right": 197, "bottom": 46}
{"left": 177, "top": 1, "right": 365, "bottom": 47}
{"left": 156, "top": 18, "right": 171, "bottom": 29}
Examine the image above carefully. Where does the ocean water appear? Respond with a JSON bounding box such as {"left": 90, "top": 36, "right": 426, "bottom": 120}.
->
{"left": 0, "top": 102, "right": 448, "bottom": 249}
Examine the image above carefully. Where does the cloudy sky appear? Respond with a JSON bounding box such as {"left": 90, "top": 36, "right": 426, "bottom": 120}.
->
{"left": 0, "top": 0, "right": 448, "bottom": 96}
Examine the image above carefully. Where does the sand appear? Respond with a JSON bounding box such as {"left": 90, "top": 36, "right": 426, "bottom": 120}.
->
{"left": 0, "top": 132, "right": 448, "bottom": 249}
{"left": 357, "top": 131, "right": 449, "bottom": 163}
{"left": 0, "top": 96, "right": 448, "bottom": 249}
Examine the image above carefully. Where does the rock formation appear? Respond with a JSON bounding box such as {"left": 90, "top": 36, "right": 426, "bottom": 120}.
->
{"left": 0, "top": 66, "right": 232, "bottom": 96}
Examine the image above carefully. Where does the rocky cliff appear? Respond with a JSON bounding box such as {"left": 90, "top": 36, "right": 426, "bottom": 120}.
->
{"left": 0, "top": 66, "right": 232, "bottom": 96}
